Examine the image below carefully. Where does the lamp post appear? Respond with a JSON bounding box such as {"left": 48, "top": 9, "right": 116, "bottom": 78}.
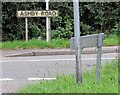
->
{"left": 45, "top": 0, "right": 51, "bottom": 42}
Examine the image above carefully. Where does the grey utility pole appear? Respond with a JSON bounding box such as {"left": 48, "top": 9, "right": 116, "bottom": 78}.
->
{"left": 73, "top": 0, "right": 82, "bottom": 83}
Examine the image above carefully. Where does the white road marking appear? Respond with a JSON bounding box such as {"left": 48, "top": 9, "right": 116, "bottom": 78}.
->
{"left": 0, "top": 57, "right": 116, "bottom": 63}
{"left": 0, "top": 78, "right": 56, "bottom": 81}
{"left": 28, "top": 78, "right": 56, "bottom": 81}
{"left": 0, "top": 78, "right": 14, "bottom": 81}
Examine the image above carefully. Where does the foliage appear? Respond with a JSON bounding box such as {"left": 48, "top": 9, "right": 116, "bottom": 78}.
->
{"left": 110, "top": 23, "right": 120, "bottom": 35}
{"left": 1, "top": 2, "right": 120, "bottom": 41}
{"left": 51, "top": 17, "right": 72, "bottom": 39}
{"left": 19, "top": 60, "right": 118, "bottom": 93}
{"left": 29, "top": 22, "right": 45, "bottom": 39}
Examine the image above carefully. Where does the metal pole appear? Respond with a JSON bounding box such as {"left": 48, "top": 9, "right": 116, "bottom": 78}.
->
{"left": 0, "top": 1, "right": 2, "bottom": 94}
{"left": 96, "top": 46, "right": 102, "bottom": 81}
{"left": 73, "top": 0, "right": 82, "bottom": 84}
{"left": 25, "top": 17, "right": 28, "bottom": 42}
{"left": 96, "top": 33, "right": 104, "bottom": 81}
{"left": 46, "top": 0, "right": 51, "bottom": 42}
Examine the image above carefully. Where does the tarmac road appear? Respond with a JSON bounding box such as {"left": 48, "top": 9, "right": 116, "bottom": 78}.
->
{"left": 0, "top": 53, "right": 118, "bottom": 93}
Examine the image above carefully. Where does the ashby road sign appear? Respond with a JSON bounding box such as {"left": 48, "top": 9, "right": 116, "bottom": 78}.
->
{"left": 17, "top": 10, "right": 59, "bottom": 17}
{"left": 17, "top": 10, "right": 59, "bottom": 42}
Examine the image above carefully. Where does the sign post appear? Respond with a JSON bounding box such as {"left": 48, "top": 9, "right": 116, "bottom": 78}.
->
{"left": 96, "top": 33, "right": 103, "bottom": 81}
{"left": 70, "top": 33, "right": 104, "bottom": 81}
{"left": 73, "top": 0, "right": 82, "bottom": 84}
{"left": 25, "top": 17, "right": 28, "bottom": 42}
{"left": 46, "top": 0, "right": 51, "bottom": 42}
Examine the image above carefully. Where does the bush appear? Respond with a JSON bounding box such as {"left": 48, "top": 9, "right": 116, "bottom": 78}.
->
{"left": 111, "top": 23, "right": 120, "bottom": 35}
{"left": 51, "top": 17, "right": 72, "bottom": 39}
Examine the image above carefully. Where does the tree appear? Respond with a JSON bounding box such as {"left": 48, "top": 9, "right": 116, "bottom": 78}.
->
{"left": 2, "top": 2, "right": 119, "bottom": 41}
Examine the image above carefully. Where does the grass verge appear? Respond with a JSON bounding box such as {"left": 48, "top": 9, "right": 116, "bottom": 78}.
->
{"left": 104, "top": 34, "right": 119, "bottom": 46}
{"left": 0, "top": 39, "right": 69, "bottom": 49}
{"left": 0, "top": 34, "right": 119, "bottom": 49}
{"left": 19, "top": 59, "right": 118, "bottom": 93}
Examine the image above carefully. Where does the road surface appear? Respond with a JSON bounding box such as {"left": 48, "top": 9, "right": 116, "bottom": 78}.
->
{"left": 0, "top": 53, "right": 118, "bottom": 93}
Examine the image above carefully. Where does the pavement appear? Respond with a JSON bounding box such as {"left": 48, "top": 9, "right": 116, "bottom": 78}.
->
{"left": 1, "top": 46, "right": 119, "bottom": 57}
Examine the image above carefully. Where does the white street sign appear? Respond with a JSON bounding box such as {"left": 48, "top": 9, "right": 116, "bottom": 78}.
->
{"left": 17, "top": 10, "right": 59, "bottom": 42}
{"left": 17, "top": 10, "right": 59, "bottom": 17}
